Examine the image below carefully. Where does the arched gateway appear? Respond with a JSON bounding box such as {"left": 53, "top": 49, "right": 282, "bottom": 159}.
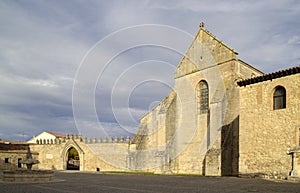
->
{"left": 66, "top": 147, "right": 80, "bottom": 170}
{"left": 62, "top": 141, "right": 84, "bottom": 171}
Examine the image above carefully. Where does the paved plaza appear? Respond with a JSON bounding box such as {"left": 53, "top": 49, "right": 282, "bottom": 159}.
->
{"left": 0, "top": 171, "right": 300, "bottom": 193}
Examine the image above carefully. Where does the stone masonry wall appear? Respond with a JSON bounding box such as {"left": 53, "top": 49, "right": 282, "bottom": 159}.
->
{"left": 0, "top": 143, "right": 38, "bottom": 170}
{"left": 239, "top": 73, "right": 300, "bottom": 179}
{"left": 131, "top": 25, "right": 262, "bottom": 176}
{"left": 0, "top": 152, "right": 38, "bottom": 170}
{"left": 30, "top": 134, "right": 130, "bottom": 172}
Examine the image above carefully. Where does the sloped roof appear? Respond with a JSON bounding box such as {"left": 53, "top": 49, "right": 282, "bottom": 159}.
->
{"left": 46, "top": 132, "right": 64, "bottom": 138}
{"left": 175, "top": 22, "right": 239, "bottom": 79}
{"left": 237, "top": 66, "right": 300, "bottom": 87}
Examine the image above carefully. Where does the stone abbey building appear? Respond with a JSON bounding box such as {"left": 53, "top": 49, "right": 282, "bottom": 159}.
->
{"left": 1, "top": 23, "right": 299, "bottom": 179}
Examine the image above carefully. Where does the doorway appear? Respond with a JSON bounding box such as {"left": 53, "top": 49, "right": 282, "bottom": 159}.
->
{"left": 67, "top": 147, "right": 80, "bottom": 170}
{"left": 18, "top": 158, "right": 22, "bottom": 168}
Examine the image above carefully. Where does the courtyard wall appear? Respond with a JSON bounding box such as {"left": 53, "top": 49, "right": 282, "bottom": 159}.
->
{"left": 29, "top": 134, "right": 130, "bottom": 172}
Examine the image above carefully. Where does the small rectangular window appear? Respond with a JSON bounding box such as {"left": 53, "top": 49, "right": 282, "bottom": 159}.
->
{"left": 4, "top": 158, "right": 9, "bottom": 163}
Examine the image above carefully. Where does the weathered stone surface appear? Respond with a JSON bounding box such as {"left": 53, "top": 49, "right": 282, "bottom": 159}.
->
{"left": 239, "top": 73, "right": 300, "bottom": 179}
{"left": 130, "top": 24, "right": 262, "bottom": 176}
{"left": 29, "top": 136, "right": 130, "bottom": 172}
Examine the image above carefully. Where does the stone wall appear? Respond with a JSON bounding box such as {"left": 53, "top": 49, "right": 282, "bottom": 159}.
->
{"left": 172, "top": 60, "right": 259, "bottom": 176}
{"left": 131, "top": 25, "right": 262, "bottom": 176}
{"left": 0, "top": 152, "right": 38, "bottom": 170}
{"left": 0, "top": 142, "right": 38, "bottom": 170}
{"left": 239, "top": 73, "right": 300, "bottom": 179}
{"left": 129, "top": 91, "right": 176, "bottom": 172}
{"left": 30, "top": 134, "right": 130, "bottom": 172}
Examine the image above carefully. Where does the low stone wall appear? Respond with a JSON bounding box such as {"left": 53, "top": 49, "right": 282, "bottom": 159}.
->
{"left": 3, "top": 170, "right": 54, "bottom": 182}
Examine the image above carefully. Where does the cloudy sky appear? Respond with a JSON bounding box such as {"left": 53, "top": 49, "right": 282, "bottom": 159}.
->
{"left": 0, "top": 0, "right": 299, "bottom": 141}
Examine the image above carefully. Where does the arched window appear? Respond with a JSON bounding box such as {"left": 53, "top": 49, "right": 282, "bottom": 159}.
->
{"left": 197, "top": 81, "right": 209, "bottom": 114}
{"left": 273, "top": 86, "right": 286, "bottom": 110}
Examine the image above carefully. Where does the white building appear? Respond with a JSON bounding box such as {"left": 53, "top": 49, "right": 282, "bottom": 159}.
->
{"left": 27, "top": 131, "right": 64, "bottom": 144}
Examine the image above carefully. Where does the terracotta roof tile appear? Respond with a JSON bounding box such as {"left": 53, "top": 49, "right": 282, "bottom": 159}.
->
{"left": 46, "top": 132, "right": 64, "bottom": 138}
{"left": 237, "top": 66, "right": 300, "bottom": 87}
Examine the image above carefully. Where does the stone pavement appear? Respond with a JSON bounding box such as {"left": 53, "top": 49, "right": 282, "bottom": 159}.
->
{"left": 0, "top": 171, "right": 300, "bottom": 193}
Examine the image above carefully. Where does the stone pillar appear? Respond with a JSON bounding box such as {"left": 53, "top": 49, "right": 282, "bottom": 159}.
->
{"left": 114, "top": 137, "right": 118, "bottom": 143}
{"left": 126, "top": 136, "right": 130, "bottom": 144}
{"left": 103, "top": 137, "right": 107, "bottom": 143}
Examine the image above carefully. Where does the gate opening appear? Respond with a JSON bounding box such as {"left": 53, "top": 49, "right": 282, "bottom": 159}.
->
{"left": 67, "top": 147, "right": 80, "bottom": 170}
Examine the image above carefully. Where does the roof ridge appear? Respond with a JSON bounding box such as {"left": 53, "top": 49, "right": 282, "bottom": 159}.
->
{"left": 199, "top": 22, "right": 238, "bottom": 55}
{"left": 237, "top": 65, "right": 300, "bottom": 86}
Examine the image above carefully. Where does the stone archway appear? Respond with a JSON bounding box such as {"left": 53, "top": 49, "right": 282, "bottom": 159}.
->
{"left": 66, "top": 147, "right": 80, "bottom": 170}
{"left": 62, "top": 141, "right": 84, "bottom": 171}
